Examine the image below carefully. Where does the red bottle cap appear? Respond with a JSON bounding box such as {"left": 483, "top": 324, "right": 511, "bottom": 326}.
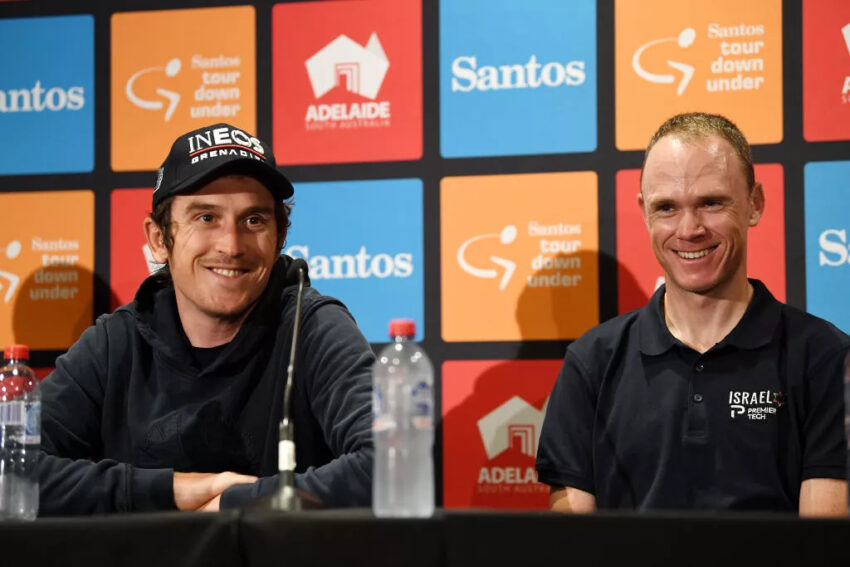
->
{"left": 388, "top": 319, "right": 415, "bottom": 339}
{"left": 4, "top": 344, "right": 29, "bottom": 360}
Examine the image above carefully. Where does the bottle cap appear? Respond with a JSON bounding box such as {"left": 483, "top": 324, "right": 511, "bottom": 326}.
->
{"left": 388, "top": 319, "right": 415, "bottom": 339}
{"left": 3, "top": 345, "right": 29, "bottom": 360}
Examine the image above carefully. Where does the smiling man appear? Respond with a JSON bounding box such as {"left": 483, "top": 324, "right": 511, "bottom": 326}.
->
{"left": 537, "top": 113, "right": 849, "bottom": 516}
{"left": 38, "top": 123, "right": 375, "bottom": 514}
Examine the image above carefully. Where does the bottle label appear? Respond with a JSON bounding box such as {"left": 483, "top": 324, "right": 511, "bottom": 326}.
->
{"left": 0, "top": 401, "right": 25, "bottom": 426}
{"left": 411, "top": 380, "right": 433, "bottom": 430}
{"left": 372, "top": 388, "right": 397, "bottom": 431}
{"left": 25, "top": 402, "right": 41, "bottom": 444}
{"left": 372, "top": 416, "right": 397, "bottom": 432}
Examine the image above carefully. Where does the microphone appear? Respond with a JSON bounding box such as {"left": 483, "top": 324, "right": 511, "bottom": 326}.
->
{"left": 271, "top": 258, "right": 308, "bottom": 511}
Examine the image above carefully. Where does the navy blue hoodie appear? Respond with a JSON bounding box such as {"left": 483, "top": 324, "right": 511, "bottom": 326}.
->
{"left": 39, "top": 256, "right": 374, "bottom": 514}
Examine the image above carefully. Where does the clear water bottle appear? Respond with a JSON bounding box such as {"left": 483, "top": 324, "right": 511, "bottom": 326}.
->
{"left": 845, "top": 352, "right": 850, "bottom": 515}
{"left": 0, "top": 345, "right": 40, "bottom": 521}
{"left": 372, "top": 319, "right": 434, "bottom": 517}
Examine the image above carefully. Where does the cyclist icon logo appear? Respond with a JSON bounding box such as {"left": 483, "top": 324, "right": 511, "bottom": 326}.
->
{"left": 633, "top": 28, "right": 696, "bottom": 96}
{"left": 457, "top": 225, "right": 517, "bottom": 291}
{"left": 126, "top": 58, "right": 182, "bottom": 121}
{"left": 0, "top": 240, "right": 22, "bottom": 304}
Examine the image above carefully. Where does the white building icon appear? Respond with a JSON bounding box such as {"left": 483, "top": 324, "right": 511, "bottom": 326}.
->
{"left": 305, "top": 33, "right": 390, "bottom": 100}
{"left": 477, "top": 396, "right": 548, "bottom": 459}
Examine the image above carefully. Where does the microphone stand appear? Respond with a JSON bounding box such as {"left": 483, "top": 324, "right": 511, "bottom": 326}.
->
{"left": 270, "top": 265, "right": 305, "bottom": 512}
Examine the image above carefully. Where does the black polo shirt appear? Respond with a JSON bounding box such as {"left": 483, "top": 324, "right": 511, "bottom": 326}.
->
{"left": 536, "top": 279, "right": 849, "bottom": 511}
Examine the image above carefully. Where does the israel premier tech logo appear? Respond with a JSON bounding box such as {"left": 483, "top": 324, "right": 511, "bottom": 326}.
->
{"left": 305, "top": 33, "right": 391, "bottom": 129}
{"left": 283, "top": 179, "right": 423, "bottom": 342}
{"left": 0, "top": 16, "right": 94, "bottom": 174}
{"left": 805, "top": 161, "right": 850, "bottom": 333}
{"left": 440, "top": 0, "right": 596, "bottom": 157}
{"left": 728, "top": 390, "right": 784, "bottom": 420}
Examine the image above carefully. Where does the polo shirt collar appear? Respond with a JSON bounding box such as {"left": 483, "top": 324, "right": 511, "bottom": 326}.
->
{"left": 638, "top": 284, "right": 677, "bottom": 355}
{"left": 638, "top": 278, "right": 781, "bottom": 355}
{"left": 718, "top": 279, "right": 782, "bottom": 350}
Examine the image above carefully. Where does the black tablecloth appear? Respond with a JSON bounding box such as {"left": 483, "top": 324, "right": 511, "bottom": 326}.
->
{"left": 3, "top": 509, "right": 849, "bottom": 567}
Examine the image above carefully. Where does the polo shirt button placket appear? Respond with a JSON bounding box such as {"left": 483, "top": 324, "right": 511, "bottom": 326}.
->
{"left": 687, "top": 359, "right": 708, "bottom": 437}
{"left": 693, "top": 361, "right": 705, "bottom": 404}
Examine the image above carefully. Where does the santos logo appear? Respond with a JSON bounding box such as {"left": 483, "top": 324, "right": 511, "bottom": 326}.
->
{"left": 633, "top": 23, "right": 768, "bottom": 96}
{"left": 818, "top": 229, "right": 850, "bottom": 266}
{"left": 476, "top": 396, "right": 547, "bottom": 485}
{"left": 284, "top": 245, "right": 412, "bottom": 280}
{"left": 451, "top": 55, "right": 586, "bottom": 92}
{"left": 0, "top": 81, "right": 85, "bottom": 113}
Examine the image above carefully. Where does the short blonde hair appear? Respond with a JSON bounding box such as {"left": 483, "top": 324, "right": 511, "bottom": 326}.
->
{"left": 641, "top": 112, "right": 755, "bottom": 191}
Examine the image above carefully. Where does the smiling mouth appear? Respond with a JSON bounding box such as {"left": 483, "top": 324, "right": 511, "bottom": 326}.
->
{"left": 208, "top": 267, "right": 248, "bottom": 278}
{"left": 675, "top": 246, "right": 717, "bottom": 260}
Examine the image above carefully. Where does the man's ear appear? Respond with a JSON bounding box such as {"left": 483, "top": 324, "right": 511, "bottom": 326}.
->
{"left": 637, "top": 192, "right": 649, "bottom": 230}
{"left": 749, "top": 182, "right": 765, "bottom": 227}
{"left": 143, "top": 216, "right": 170, "bottom": 264}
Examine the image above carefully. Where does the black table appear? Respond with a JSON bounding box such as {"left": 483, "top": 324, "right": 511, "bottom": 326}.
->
{"left": 3, "top": 509, "right": 848, "bottom": 566}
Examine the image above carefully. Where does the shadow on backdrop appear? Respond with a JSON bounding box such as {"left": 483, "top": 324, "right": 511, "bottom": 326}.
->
{"left": 11, "top": 263, "right": 119, "bottom": 368}
{"left": 440, "top": 250, "right": 646, "bottom": 510}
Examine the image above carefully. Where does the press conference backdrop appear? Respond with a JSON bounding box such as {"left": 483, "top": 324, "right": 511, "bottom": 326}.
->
{"left": 0, "top": 0, "right": 848, "bottom": 510}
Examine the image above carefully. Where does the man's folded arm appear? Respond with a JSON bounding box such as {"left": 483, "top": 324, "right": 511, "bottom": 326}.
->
{"left": 549, "top": 486, "right": 597, "bottom": 513}
{"left": 38, "top": 453, "right": 175, "bottom": 515}
{"left": 37, "top": 320, "right": 175, "bottom": 515}
{"left": 221, "top": 301, "right": 375, "bottom": 509}
{"left": 537, "top": 347, "right": 599, "bottom": 513}
{"left": 798, "top": 342, "right": 850, "bottom": 517}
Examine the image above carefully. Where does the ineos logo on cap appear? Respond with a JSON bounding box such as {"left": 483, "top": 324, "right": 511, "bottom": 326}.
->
{"left": 152, "top": 122, "right": 293, "bottom": 209}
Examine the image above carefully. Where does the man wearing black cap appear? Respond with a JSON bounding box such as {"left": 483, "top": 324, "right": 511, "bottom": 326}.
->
{"left": 38, "top": 124, "right": 375, "bottom": 514}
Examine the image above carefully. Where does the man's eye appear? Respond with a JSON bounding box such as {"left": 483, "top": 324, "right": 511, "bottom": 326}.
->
{"left": 246, "top": 216, "right": 263, "bottom": 226}
{"left": 199, "top": 214, "right": 214, "bottom": 223}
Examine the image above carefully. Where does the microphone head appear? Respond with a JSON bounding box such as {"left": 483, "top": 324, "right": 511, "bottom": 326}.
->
{"left": 285, "top": 257, "right": 310, "bottom": 283}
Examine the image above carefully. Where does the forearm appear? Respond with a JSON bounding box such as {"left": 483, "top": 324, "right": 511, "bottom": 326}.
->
{"left": 38, "top": 452, "right": 175, "bottom": 516}
{"left": 799, "top": 478, "right": 847, "bottom": 517}
{"left": 549, "top": 486, "right": 597, "bottom": 513}
{"left": 294, "top": 447, "right": 372, "bottom": 507}
{"left": 219, "top": 448, "right": 373, "bottom": 509}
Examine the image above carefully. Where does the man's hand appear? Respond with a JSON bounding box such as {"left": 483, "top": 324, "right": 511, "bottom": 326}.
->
{"left": 173, "top": 471, "right": 257, "bottom": 512}
{"left": 799, "top": 478, "right": 847, "bottom": 517}
{"left": 549, "top": 486, "right": 597, "bottom": 513}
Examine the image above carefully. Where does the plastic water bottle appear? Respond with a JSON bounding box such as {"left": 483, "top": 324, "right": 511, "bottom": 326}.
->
{"left": 845, "top": 352, "right": 850, "bottom": 515}
{"left": 372, "top": 319, "right": 434, "bottom": 517}
{"left": 0, "top": 345, "right": 40, "bottom": 521}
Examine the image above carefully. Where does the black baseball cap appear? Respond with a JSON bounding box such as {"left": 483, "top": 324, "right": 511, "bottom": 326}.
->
{"left": 152, "top": 123, "right": 294, "bottom": 209}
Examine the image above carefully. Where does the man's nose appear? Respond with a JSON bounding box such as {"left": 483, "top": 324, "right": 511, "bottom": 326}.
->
{"left": 677, "top": 209, "right": 706, "bottom": 239}
{"left": 215, "top": 220, "right": 243, "bottom": 256}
